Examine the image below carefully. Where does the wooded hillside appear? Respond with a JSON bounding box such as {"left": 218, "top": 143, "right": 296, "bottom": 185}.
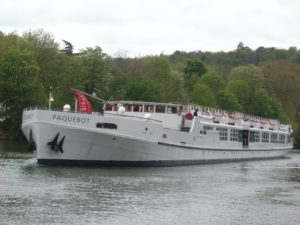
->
{"left": 1, "top": 30, "right": 299, "bottom": 147}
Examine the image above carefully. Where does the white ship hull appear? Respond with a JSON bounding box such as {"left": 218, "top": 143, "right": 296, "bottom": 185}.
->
{"left": 22, "top": 108, "right": 292, "bottom": 166}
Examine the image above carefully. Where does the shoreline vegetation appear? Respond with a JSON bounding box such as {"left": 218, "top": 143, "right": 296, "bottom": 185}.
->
{"left": 1, "top": 29, "right": 300, "bottom": 147}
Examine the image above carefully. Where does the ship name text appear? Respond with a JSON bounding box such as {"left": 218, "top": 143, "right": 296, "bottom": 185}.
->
{"left": 52, "top": 114, "right": 90, "bottom": 124}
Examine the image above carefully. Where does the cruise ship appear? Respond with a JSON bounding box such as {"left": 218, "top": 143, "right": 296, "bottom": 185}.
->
{"left": 21, "top": 89, "right": 293, "bottom": 166}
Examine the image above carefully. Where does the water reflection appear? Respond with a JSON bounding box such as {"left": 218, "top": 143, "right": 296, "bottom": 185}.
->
{"left": 286, "top": 167, "right": 300, "bottom": 182}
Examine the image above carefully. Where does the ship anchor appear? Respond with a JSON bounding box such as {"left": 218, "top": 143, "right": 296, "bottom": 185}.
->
{"left": 28, "top": 129, "right": 36, "bottom": 151}
{"left": 47, "top": 133, "right": 65, "bottom": 153}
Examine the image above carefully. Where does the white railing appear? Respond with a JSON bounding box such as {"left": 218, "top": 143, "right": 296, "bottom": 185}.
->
{"left": 188, "top": 104, "right": 280, "bottom": 126}
{"left": 23, "top": 106, "right": 162, "bottom": 123}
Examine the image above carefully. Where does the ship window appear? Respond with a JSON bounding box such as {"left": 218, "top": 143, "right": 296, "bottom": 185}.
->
{"left": 200, "top": 125, "right": 213, "bottom": 135}
{"left": 144, "top": 105, "right": 154, "bottom": 112}
{"left": 96, "top": 123, "right": 117, "bottom": 129}
{"left": 238, "top": 130, "right": 243, "bottom": 142}
{"left": 271, "top": 133, "right": 278, "bottom": 143}
{"left": 250, "top": 131, "right": 260, "bottom": 142}
{"left": 96, "top": 123, "right": 103, "bottom": 128}
{"left": 230, "top": 129, "right": 238, "bottom": 141}
{"left": 204, "top": 125, "right": 213, "bottom": 130}
{"left": 279, "top": 134, "right": 285, "bottom": 144}
{"left": 103, "top": 123, "right": 117, "bottom": 129}
{"left": 167, "top": 106, "right": 177, "bottom": 114}
{"left": 123, "top": 104, "right": 132, "bottom": 111}
{"left": 262, "top": 132, "right": 270, "bottom": 143}
{"left": 156, "top": 105, "right": 165, "bottom": 113}
{"left": 218, "top": 127, "right": 227, "bottom": 141}
{"left": 133, "top": 105, "right": 142, "bottom": 112}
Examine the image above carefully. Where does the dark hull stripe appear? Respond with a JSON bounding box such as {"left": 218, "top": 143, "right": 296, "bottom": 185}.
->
{"left": 38, "top": 157, "right": 287, "bottom": 167}
{"left": 158, "top": 142, "right": 292, "bottom": 152}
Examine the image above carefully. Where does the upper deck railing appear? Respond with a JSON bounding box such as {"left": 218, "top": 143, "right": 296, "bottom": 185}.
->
{"left": 107, "top": 101, "right": 281, "bottom": 126}
{"left": 23, "top": 107, "right": 162, "bottom": 123}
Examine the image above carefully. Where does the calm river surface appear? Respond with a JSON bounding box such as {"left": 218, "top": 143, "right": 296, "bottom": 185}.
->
{"left": 1, "top": 141, "right": 300, "bottom": 225}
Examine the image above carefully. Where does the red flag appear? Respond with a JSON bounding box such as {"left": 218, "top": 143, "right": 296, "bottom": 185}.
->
{"left": 74, "top": 91, "right": 92, "bottom": 113}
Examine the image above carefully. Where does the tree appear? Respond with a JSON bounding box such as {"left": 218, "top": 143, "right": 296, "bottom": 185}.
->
{"left": 142, "top": 56, "right": 173, "bottom": 81}
{"left": 124, "top": 75, "right": 163, "bottom": 102}
{"left": 237, "top": 41, "right": 244, "bottom": 49}
{"left": 109, "top": 76, "right": 127, "bottom": 100}
{"left": 226, "top": 80, "right": 250, "bottom": 110}
{"left": 260, "top": 60, "right": 300, "bottom": 118}
{"left": 0, "top": 32, "right": 19, "bottom": 67}
{"left": 218, "top": 89, "right": 243, "bottom": 112}
{"left": 229, "top": 65, "right": 264, "bottom": 93}
{"left": 135, "top": 56, "right": 183, "bottom": 102}
{"left": 22, "top": 29, "right": 58, "bottom": 49}
{"left": 0, "top": 43, "right": 46, "bottom": 135}
{"left": 184, "top": 58, "right": 207, "bottom": 77}
{"left": 250, "top": 88, "right": 284, "bottom": 120}
{"left": 22, "top": 29, "right": 62, "bottom": 91}
{"left": 199, "top": 72, "right": 225, "bottom": 94}
{"left": 268, "top": 95, "right": 285, "bottom": 122}
{"left": 60, "top": 40, "right": 74, "bottom": 55}
{"left": 78, "top": 46, "right": 112, "bottom": 98}
{"left": 191, "top": 83, "right": 216, "bottom": 107}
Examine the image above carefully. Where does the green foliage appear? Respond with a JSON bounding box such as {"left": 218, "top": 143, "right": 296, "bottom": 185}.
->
{"left": 199, "top": 72, "right": 225, "bottom": 93}
{"left": 109, "top": 76, "right": 127, "bottom": 100}
{"left": 0, "top": 43, "right": 46, "bottom": 135}
{"left": 79, "top": 46, "right": 112, "bottom": 98}
{"left": 229, "top": 65, "right": 264, "bottom": 92}
{"left": 249, "top": 89, "right": 285, "bottom": 121}
{"left": 162, "top": 71, "right": 184, "bottom": 102}
{"left": 191, "top": 83, "right": 216, "bottom": 107}
{"left": 124, "top": 75, "right": 163, "bottom": 102}
{"left": 260, "top": 60, "right": 300, "bottom": 115}
{"left": 184, "top": 58, "right": 207, "bottom": 77}
{"left": 22, "top": 30, "right": 63, "bottom": 90}
{"left": 22, "top": 29, "right": 58, "bottom": 51}
{"left": 183, "top": 73, "right": 199, "bottom": 96}
{"left": 268, "top": 95, "right": 286, "bottom": 122}
{"left": 226, "top": 80, "right": 250, "bottom": 110}
{"left": 60, "top": 40, "right": 74, "bottom": 55}
{"left": 218, "top": 89, "right": 243, "bottom": 112}
{"left": 134, "top": 56, "right": 183, "bottom": 102}
{"left": 183, "top": 59, "right": 208, "bottom": 99}
{"left": 143, "top": 56, "right": 172, "bottom": 80}
{"left": 0, "top": 29, "right": 299, "bottom": 144}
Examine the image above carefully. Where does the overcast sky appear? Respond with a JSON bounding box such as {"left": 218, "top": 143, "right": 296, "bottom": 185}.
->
{"left": 1, "top": 0, "right": 300, "bottom": 56}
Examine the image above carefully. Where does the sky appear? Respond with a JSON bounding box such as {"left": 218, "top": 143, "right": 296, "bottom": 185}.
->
{"left": 1, "top": 0, "right": 300, "bottom": 57}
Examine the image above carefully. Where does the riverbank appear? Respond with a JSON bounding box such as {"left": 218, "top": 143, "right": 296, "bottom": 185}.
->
{"left": 0, "top": 130, "right": 12, "bottom": 140}
{"left": 0, "top": 125, "right": 19, "bottom": 140}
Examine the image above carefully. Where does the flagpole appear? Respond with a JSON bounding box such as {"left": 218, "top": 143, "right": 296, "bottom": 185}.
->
{"left": 48, "top": 86, "right": 52, "bottom": 110}
{"left": 74, "top": 96, "right": 78, "bottom": 113}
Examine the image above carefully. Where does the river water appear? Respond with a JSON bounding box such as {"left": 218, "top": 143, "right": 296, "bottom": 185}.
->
{"left": 1, "top": 141, "right": 300, "bottom": 225}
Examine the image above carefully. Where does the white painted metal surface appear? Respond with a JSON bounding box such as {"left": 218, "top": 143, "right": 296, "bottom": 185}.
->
{"left": 21, "top": 102, "right": 293, "bottom": 166}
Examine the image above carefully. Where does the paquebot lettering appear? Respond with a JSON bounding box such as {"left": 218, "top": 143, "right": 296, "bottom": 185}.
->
{"left": 52, "top": 114, "right": 90, "bottom": 124}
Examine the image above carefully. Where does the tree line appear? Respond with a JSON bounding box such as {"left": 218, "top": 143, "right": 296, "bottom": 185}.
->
{"left": 0, "top": 30, "right": 300, "bottom": 147}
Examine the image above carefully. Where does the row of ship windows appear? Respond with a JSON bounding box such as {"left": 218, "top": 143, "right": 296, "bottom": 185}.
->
{"left": 107, "top": 104, "right": 178, "bottom": 113}
{"left": 94, "top": 122, "right": 290, "bottom": 144}
{"left": 200, "top": 126, "right": 291, "bottom": 144}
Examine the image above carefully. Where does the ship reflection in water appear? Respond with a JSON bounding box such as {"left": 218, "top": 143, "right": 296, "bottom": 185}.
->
{"left": 1, "top": 141, "right": 300, "bottom": 225}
